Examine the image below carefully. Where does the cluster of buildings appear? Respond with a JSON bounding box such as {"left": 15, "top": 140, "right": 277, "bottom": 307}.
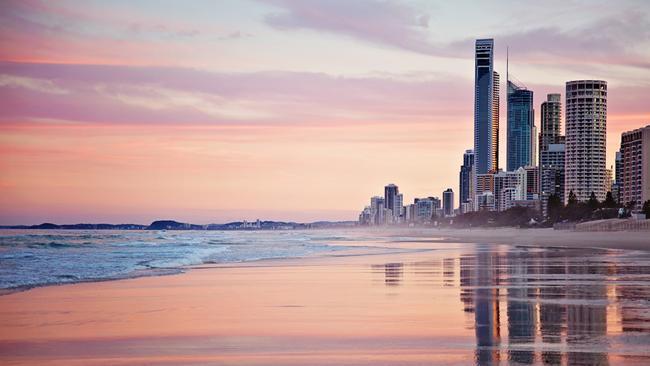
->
{"left": 360, "top": 38, "right": 649, "bottom": 225}
{"left": 358, "top": 184, "right": 455, "bottom": 225}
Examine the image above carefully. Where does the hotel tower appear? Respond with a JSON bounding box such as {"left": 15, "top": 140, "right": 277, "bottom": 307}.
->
{"left": 474, "top": 39, "right": 500, "bottom": 177}
{"left": 564, "top": 80, "right": 608, "bottom": 202}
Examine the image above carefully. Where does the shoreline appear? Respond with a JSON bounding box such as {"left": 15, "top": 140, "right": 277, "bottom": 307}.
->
{"left": 1, "top": 237, "right": 648, "bottom": 365}
{"left": 0, "top": 227, "right": 647, "bottom": 296}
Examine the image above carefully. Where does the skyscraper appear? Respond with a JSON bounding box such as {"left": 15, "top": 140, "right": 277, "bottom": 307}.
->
{"left": 565, "top": 80, "right": 607, "bottom": 202}
{"left": 459, "top": 149, "right": 475, "bottom": 209}
{"left": 539, "top": 93, "right": 565, "bottom": 213}
{"left": 507, "top": 79, "right": 534, "bottom": 171}
{"left": 539, "top": 94, "right": 563, "bottom": 151}
{"left": 384, "top": 184, "right": 399, "bottom": 219}
{"left": 474, "top": 39, "right": 499, "bottom": 176}
{"left": 620, "top": 125, "right": 650, "bottom": 209}
{"left": 443, "top": 188, "right": 454, "bottom": 217}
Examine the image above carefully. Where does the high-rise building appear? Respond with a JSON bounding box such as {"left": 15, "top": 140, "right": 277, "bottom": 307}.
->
{"left": 539, "top": 94, "right": 563, "bottom": 152}
{"left": 384, "top": 184, "right": 399, "bottom": 218}
{"left": 395, "top": 193, "right": 404, "bottom": 221}
{"left": 494, "top": 168, "right": 526, "bottom": 211}
{"left": 474, "top": 39, "right": 499, "bottom": 177}
{"left": 612, "top": 150, "right": 622, "bottom": 203}
{"left": 459, "top": 149, "right": 475, "bottom": 209}
{"left": 539, "top": 93, "right": 565, "bottom": 213}
{"left": 565, "top": 80, "right": 608, "bottom": 202}
{"left": 620, "top": 125, "right": 650, "bottom": 209}
{"left": 524, "top": 165, "right": 539, "bottom": 200}
{"left": 370, "top": 196, "right": 385, "bottom": 225}
{"left": 507, "top": 79, "right": 534, "bottom": 171}
{"left": 540, "top": 144, "right": 566, "bottom": 213}
{"left": 443, "top": 189, "right": 454, "bottom": 217}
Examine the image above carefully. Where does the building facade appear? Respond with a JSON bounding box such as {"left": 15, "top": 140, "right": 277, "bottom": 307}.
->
{"left": 540, "top": 143, "right": 566, "bottom": 213}
{"left": 565, "top": 80, "right": 608, "bottom": 202}
{"left": 459, "top": 149, "right": 475, "bottom": 210}
{"left": 507, "top": 80, "right": 534, "bottom": 171}
{"left": 620, "top": 125, "right": 650, "bottom": 209}
{"left": 474, "top": 39, "right": 499, "bottom": 177}
{"left": 443, "top": 189, "right": 454, "bottom": 217}
{"left": 384, "top": 184, "right": 399, "bottom": 219}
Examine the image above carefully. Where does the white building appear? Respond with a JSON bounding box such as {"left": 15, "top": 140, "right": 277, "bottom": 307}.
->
{"left": 565, "top": 80, "right": 608, "bottom": 202}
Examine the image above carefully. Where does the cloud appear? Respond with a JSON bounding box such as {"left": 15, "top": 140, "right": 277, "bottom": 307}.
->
{"left": 0, "top": 74, "right": 69, "bottom": 95}
{"left": 0, "top": 62, "right": 472, "bottom": 126}
{"left": 262, "top": 0, "right": 446, "bottom": 55}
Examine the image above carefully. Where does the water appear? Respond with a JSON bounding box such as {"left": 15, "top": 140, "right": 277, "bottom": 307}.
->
{"left": 1, "top": 229, "right": 650, "bottom": 364}
{"left": 0, "top": 229, "right": 358, "bottom": 290}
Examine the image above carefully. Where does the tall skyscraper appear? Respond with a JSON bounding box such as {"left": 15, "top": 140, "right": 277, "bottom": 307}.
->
{"left": 539, "top": 93, "right": 565, "bottom": 213}
{"left": 612, "top": 150, "right": 622, "bottom": 203}
{"left": 565, "top": 80, "right": 608, "bottom": 202}
{"left": 620, "top": 125, "right": 650, "bottom": 209}
{"left": 384, "top": 184, "right": 399, "bottom": 218}
{"left": 507, "top": 79, "right": 534, "bottom": 171}
{"left": 474, "top": 39, "right": 499, "bottom": 176}
{"left": 459, "top": 149, "right": 475, "bottom": 209}
{"left": 539, "top": 94, "right": 562, "bottom": 151}
{"left": 443, "top": 188, "right": 454, "bottom": 217}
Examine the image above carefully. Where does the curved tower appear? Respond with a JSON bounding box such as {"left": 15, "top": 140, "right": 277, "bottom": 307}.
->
{"left": 564, "top": 80, "right": 607, "bottom": 202}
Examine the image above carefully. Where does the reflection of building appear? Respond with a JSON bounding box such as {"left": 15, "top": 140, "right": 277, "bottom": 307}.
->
{"left": 566, "top": 262, "right": 609, "bottom": 365}
{"left": 371, "top": 263, "right": 403, "bottom": 286}
{"left": 538, "top": 251, "right": 567, "bottom": 365}
{"left": 506, "top": 252, "right": 536, "bottom": 364}
{"left": 473, "top": 251, "right": 501, "bottom": 364}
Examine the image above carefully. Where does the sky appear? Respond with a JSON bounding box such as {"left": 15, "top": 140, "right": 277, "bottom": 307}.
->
{"left": 1, "top": 0, "right": 649, "bottom": 225}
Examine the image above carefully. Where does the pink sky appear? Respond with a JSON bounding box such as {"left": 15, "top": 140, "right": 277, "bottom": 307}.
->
{"left": 1, "top": 0, "right": 649, "bottom": 224}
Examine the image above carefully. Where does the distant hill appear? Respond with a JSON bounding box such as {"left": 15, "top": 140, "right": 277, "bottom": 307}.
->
{"left": 146, "top": 220, "right": 204, "bottom": 230}
{"left": 0, "top": 220, "right": 357, "bottom": 230}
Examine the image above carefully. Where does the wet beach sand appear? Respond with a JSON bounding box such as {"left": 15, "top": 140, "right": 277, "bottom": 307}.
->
{"left": 1, "top": 232, "right": 650, "bottom": 365}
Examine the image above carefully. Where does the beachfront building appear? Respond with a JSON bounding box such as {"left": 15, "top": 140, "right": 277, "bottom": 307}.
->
{"left": 565, "top": 80, "right": 608, "bottom": 202}
{"left": 474, "top": 173, "right": 496, "bottom": 211}
{"left": 612, "top": 150, "right": 622, "bottom": 203}
{"left": 540, "top": 143, "right": 566, "bottom": 213}
{"left": 620, "top": 125, "right": 650, "bottom": 209}
{"left": 459, "top": 149, "right": 475, "bottom": 212}
{"left": 384, "top": 184, "right": 400, "bottom": 222}
{"left": 474, "top": 39, "right": 500, "bottom": 178}
{"left": 477, "top": 191, "right": 496, "bottom": 211}
{"left": 370, "top": 196, "right": 385, "bottom": 225}
{"left": 443, "top": 189, "right": 454, "bottom": 217}
{"left": 494, "top": 168, "right": 527, "bottom": 211}
{"left": 507, "top": 79, "right": 534, "bottom": 171}
{"left": 539, "top": 93, "right": 566, "bottom": 214}
{"left": 524, "top": 166, "right": 539, "bottom": 200}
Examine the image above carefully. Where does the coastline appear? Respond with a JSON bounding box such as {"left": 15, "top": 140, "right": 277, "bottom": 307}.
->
{"left": 1, "top": 236, "right": 649, "bottom": 365}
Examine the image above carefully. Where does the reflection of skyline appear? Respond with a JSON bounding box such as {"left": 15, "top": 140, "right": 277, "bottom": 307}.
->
{"left": 370, "top": 246, "right": 649, "bottom": 365}
{"left": 372, "top": 262, "right": 404, "bottom": 286}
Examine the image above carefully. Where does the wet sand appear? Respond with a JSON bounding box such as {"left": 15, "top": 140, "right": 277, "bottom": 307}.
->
{"left": 1, "top": 238, "right": 649, "bottom": 365}
{"left": 430, "top": 227, "right": 650, "bottom": 251}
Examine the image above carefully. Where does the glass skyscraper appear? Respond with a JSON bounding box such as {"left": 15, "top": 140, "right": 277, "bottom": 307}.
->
{"left": 506, "top": 80, "right": 534, "bottom": 171}
{"left": 474, "top": 39, "right": 499, "bottom": 176}
{"left": 459, "top": 149, "right": 474, "bottom": 208}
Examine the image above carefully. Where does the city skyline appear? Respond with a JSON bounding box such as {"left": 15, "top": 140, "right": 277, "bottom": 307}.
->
{"left": 1, "top": 0, "right": 650, "bottom": 224}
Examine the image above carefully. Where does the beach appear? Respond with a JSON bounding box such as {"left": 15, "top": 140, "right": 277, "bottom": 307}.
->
{"left": 1, "top": 229, "right": 650, "bottom": 365}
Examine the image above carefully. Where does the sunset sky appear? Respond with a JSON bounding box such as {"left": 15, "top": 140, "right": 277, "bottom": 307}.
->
{"left": 1, "top": 0, "right": 649, "bottom": 224}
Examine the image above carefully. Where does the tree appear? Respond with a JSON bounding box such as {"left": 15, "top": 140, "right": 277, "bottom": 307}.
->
{"left": 547, "top": 194, "right": 563, "bottom": 223}
{"left": 603, "top": 191, "right": 617, "bottom": 208}
{"left": 643, "top": 200, "right": 650, "bottom": 219}
{"left": 567, "top": 190, "right": 577, "bottom": 206}
{"left": 587, "top": 191, "right": 599, "bottom": 211}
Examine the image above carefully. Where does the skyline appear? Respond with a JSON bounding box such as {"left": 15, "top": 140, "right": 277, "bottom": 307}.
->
{"left": 1, "top": 0, "right": 650, "bottom": 224}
